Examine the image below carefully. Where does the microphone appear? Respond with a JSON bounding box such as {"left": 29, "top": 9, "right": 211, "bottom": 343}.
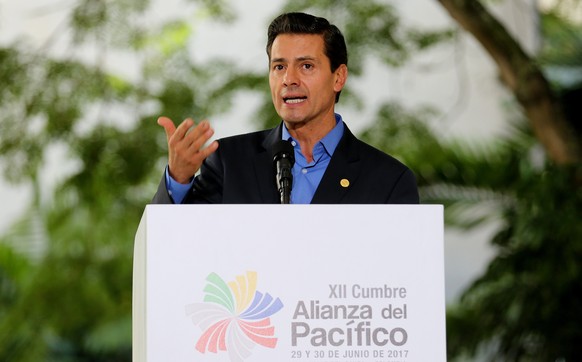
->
{"left": 272, "top": 140, "right": 295, "bottom": 204}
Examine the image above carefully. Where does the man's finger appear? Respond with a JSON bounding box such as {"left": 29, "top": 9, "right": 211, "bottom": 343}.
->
{"left": 198, "top": 140, "right": 219, "bottom": 160}
{"left": 172, "top": 118, "right": 195, "bottom": 144}
{"left": 157, "top": 117, "right": 177, "bottom": 142}
{"left": 188, "top": 121, "right": 214, "bottom": 152}
{"left": 183, "top": 120, "right": 209, "bottom": 144}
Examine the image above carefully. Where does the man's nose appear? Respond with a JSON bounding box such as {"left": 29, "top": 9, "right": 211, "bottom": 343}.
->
{"left": 283, "top": 68, "right": 299, "bottom": 86}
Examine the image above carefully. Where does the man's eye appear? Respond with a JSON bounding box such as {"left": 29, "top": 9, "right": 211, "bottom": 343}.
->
{"left": 274, "top": 65, "right": 284, "bottom": 71}
{"left": 303, "top": 64, "right": 313, "bottom": 69}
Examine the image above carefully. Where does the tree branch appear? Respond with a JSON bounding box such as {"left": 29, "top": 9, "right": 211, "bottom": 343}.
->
{"left": 436, "top": 0, "right": 581, "bottom": 165}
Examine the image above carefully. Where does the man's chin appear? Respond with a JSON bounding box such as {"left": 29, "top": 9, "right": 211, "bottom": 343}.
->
{"left": 281, "top": 116, "right": 308, "bottom": 127}
{"left": 278, "top": 110, "right": 306, "bottom": 124}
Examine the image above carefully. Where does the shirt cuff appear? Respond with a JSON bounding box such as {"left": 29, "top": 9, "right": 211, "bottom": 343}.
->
{"left": 165, "top": 166, "right": 194, "bottom": 204}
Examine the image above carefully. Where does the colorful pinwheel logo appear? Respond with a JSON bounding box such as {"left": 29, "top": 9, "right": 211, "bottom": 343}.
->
{"left": 185, "top": 271, "right": 284, "bottom": 362}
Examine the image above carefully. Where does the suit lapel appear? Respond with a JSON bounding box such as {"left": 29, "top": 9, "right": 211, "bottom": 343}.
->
{"left": 253, "top": 124, "right": 283, "bottom": 203}
{"left": 311, "top": 126, "right": 361, "bottom": 204}
{"left": 252, "top": 123, "right": 362, "bottom": 204}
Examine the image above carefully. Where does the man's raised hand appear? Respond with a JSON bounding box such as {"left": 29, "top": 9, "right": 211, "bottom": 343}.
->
{"left": 158, "top": 116, "right": 219, "bottom": 184}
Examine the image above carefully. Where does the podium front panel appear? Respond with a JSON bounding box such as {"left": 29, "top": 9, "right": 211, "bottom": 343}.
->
{"left": 133, "top": 205, "right": 445, "bottom": 362}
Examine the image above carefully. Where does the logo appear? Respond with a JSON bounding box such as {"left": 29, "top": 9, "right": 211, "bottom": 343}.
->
{"left": 186, "top": 271, "right": 284, "bottom": 361}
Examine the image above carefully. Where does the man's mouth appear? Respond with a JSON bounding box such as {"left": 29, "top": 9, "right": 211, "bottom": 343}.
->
{"left": 284, "top": 97, "right": 307, "bottom": 104}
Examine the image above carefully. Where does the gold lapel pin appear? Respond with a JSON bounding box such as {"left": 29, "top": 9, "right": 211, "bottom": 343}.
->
{"left": 340, "top": 179, "right": 350, "bottom": 188}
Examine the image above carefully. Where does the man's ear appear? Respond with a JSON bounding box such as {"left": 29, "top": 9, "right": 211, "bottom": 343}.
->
{"left": 333, "top": 64, "right": 348, "bottom": 93}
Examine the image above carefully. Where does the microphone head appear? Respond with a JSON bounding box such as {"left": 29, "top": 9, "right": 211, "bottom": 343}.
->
{"left": 272, "top": 140, "right": 295, "bottom": 165}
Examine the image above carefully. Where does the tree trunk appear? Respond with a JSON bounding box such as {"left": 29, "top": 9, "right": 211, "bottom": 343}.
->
{"left": 436, "top": 0, "right": 581, "bottom": 165}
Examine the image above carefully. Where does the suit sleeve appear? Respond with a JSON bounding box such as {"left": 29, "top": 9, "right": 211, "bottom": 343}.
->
{"left": 150, "top": 143, "right": 225, "bottom": 204}
{"left": 181, "top": 145, "right": 224, "bottom": 204}
{"left": 151, "top": 173, "right": 175, "bottom": 204}
{"left": 387, "top": 168, "right": 420, "bottom": 204}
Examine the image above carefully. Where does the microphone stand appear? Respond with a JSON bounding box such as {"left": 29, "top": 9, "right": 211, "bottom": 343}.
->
{"left": 272, "top": 140, "right": 295, "bottom": 204}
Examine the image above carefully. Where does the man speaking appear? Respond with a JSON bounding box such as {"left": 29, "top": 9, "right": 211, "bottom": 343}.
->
{"left": 152, "top": 12, "right": 419, "bottom": 204}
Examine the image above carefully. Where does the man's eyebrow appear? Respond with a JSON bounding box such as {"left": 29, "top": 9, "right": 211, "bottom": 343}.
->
{"left": 270, "top": 56, "right": 317, "bottom": 64}
{"left": 296, "top": 56, "right": 316, "bottom": 62}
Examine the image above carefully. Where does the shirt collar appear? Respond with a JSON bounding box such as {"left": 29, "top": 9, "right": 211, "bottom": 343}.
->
{"left": 282, "top": 113, "right": 344, "bottom": 157}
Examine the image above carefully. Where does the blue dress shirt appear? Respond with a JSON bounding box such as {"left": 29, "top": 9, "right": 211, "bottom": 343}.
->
{"left": 166, "top": 114, "right": 345, "bottom": 204}
{"left": 282, "top": 114, "right": 344, "bottom": 204}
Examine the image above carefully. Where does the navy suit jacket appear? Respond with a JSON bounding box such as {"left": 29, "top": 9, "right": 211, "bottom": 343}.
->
{"left": 152, "top": 123, "right": 419, "bottom": 204}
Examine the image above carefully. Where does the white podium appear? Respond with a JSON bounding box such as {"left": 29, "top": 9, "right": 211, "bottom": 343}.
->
{"left": 133, "top": 205, "right": 445, "bottom": 362}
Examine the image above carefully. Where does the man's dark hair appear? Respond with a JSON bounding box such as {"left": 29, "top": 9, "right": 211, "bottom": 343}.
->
{"left": 266, "top": 12, "right": 348, "bottom": 102}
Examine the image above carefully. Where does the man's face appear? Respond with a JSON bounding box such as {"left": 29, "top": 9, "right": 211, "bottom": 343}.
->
{"left": 269, "top": 34, "right": 346, "bottom": 129}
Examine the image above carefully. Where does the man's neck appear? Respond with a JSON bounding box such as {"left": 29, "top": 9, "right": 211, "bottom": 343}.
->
{"left": 285, "top": 115, "right": 336, "bottom": 163}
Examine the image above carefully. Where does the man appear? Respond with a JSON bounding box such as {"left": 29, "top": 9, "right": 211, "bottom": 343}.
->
{"left": 152, "top": 12, "right": 419, "bottom": 204}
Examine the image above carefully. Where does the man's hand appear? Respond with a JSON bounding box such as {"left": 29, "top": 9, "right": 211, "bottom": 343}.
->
{"left": 158, "top": 116, "right": 219, "bottom": 184}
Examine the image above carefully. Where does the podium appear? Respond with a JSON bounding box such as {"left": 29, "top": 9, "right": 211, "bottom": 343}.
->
{"left": 133, "top": 205, "right": 445, "bottom": 362}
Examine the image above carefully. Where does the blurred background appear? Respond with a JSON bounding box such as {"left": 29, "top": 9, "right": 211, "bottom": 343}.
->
{"left": 0, "top": 0, "right": 580, "bottom": 361}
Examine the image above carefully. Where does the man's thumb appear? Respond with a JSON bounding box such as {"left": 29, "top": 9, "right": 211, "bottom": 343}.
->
{"left": 157, "top": 116, "right": 176, "bottom": 140}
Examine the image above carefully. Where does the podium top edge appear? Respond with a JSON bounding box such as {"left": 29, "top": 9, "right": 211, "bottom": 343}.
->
{"left": 144, "top": 204, "right": 443, "bottom": 209}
